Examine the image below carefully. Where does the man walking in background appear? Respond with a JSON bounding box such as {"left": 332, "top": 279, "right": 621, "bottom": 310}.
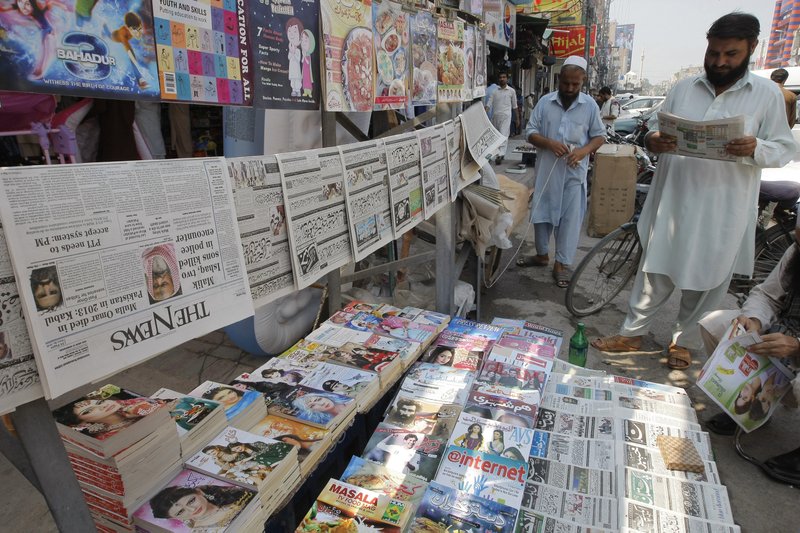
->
{"left": 591, "top": 13, "right": 795, "bottom": 370}
{"left": 486, "top": 72, "right": 520, "bottom": 165}
{"left": 771, "top": 68, "right": 797, "bottom": 128}
{"left": 516, "top": 56, "right": 605, "bottom": 288}
{"left": 598, "top": 87, "right": 621, "bottom": 134}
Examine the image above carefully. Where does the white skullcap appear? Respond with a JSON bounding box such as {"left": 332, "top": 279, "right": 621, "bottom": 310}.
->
{"left": 563, "top": 56, "right": 587, "bottom": 71}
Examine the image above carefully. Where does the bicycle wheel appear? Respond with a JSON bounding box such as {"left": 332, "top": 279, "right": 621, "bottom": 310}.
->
{"left": 565, "top": 223, "right": 642, "bottom": 317}
{"left": 729, "top": 219, "right": 796, "bottom": 304}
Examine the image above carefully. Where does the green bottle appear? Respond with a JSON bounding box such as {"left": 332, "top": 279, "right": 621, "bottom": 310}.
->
{"left": 568, "top": 323, "right": 588, "bottom": 367}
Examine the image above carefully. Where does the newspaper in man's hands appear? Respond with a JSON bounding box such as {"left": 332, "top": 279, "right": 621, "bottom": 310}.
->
{"left": 697, "top": 323, "right": 795, "bottom": 432}
{"left": 656, "top": 111, "right": 745, "bottom": 162}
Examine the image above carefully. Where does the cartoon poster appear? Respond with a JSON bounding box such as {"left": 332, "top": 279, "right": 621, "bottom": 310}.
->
{"left": 152, "top": 0, "right": 253, "bottom": 105}
{"left": 463, "top": 24, "right": 475, "bottom": 100}
{"left": 320, "top": 0, "right": 373, "bottom": 111}
{"left": 410, "top": 11, "right": 436, "bottom": 107}
{"left": 247, "top": 0, "right": 320, "bottom": 109}
{"left": 372, "top": 0, "right": 408, "bottom": 110}
{"left": 0, "top": 0, "right": 159, "bottom": 99}
{"left": 436, "top": 18, "right": 464, "bottom": 103}
{"left": 473, "top": 28, "right": 486, "bottom": 97}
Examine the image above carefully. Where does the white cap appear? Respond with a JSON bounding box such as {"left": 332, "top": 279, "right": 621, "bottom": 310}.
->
{"left": 563, "top": 56, "right": 587, "bottom": 71}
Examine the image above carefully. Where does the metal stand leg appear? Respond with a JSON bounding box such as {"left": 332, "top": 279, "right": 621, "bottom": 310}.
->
{"left": 11, "top": 398, "right": 94, "bottom": 531}
{"left": 435, "top": 202, "right": 455, "bottom": 316}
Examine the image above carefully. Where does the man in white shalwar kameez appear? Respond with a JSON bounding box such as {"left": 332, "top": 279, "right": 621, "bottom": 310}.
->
{"left": 592, "top": 13, "right": 796, "bottom": 370}
{"left": 486, "top": 72, "right": 520, "bottom": 165}
{"left": 516, "top": 56, "right": 606, "bottom": 287}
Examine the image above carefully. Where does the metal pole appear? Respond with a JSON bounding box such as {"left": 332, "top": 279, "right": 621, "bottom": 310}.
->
{"left": 434, "top": 103, "right": 457, "bottom": 315}
{"left": 584, "top": 0, "right": 591, "bottom": 85}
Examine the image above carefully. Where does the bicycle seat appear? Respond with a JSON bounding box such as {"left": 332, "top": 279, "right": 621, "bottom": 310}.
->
{"left": 759, "top": 180, "right": 800, "bottom": 210}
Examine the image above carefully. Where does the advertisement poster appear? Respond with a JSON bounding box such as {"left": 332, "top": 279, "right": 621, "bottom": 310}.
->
{"left": 515, "top": 0, "right": 569, "bottom": 14}
{"left": 485, "top": 0, "right": 513, "bottom": 48}
{"left": 463, "top": 24, "right": 475, "bottom": 101}
{"left": 152, "top": 0, "right": 253, "bottom": 105}
{"left": 372, "top": 0, "right": 408, "bottom": 110}
{"left": 247, "top": 0, "right": 321, "bottom": 109}
{"left": 436, "top": 18, "right": 465, "bottom": 103}
{"left": 320, "top": 0, "right": 373, "bottom": 111}
{"left": 410, "top": 11, "right": 436, "bottom": 106}
{"left": 551, "top": 25, "right": 596, "bottom": 58}
{"left": 0, "top": 0, "right": 159, "bottom": 99}
{"left": 473, "top": 29, "right": 486, "bottom": 97}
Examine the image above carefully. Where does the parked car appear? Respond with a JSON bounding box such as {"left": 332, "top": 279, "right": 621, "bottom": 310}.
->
{"left": 614, "top": 100, "right": 664, "bottom": 135}
{"left": 618, "top": 96, "right": 665, "bottom": 119}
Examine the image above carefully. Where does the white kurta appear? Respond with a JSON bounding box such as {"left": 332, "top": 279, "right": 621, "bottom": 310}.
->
{"left": 488, "top": 86, "right": 517, "bottom": 156}
{"left": 638, "top": 71, "right": 796, "bottom": 291}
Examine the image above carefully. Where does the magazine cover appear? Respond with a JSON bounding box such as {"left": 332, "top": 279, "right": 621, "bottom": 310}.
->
{"left": 152, "top": 0, "right": 253, "bottom": 104}
{"left": 493, "top": 335, "right": 557, "bottom": 360}
{"left": 384, "top": 393, "right": 462, "bottom": 436}
{"left": 320, "top": 0, "right": 373, "bottom": 111}
{"left": 363, "top": 423, "right": 427, "bottom": 473}
{"left": 52, "top": 384, "right": 162, "bottom": 441}
{"left": 473, "top": 29, "right": 486, "bottom": 98}
{"left": 188, "top": 381, "right": 261, "bottom": 422}
{"left": 410, "top": 11, "right": 436, "bottom": 106}
{"left": 300, "top": 363, "right": 378, "bottom": 399}
{"left": 420, "top": 340, "right": 487, "bottom": 372}
{"left": 491, "top": 318, "right": 564, "bottom": 355}
{"left": 317, "top": 341, "right": 401, "bottom": 375}
{"left": 268, "top": 384, "right": 355, "bottom": 428}
{"left": 448, "top": 318, "right": 505, "bottom": 341}
{"left": 247, "top": 0, "right": 320, "bottom": 109}
{"left": 133, "top": 469, "right": 256, "bottom": 532}
{"left": 409, "top": 481, "right": 518, "bottom": 533}
{"left": 316, "top": 478, "right": 411, "bottom": 529}
{"left": 434, "top": 445, "right": 527, "bottom": 508}
{"left": 698, "top": 324, "right": 794, "bottom": 432}
{"left": 297, "top": 501, "right": 401, "bottom": 533}
{"left": 405, "top": 362, "right": 474, "bottom": 387}
{"left": 231, "top": 357, "right": 319, "bottom": 404}
{"left": 185, "top": 426, "right": 295, "bottom": 488}
{"left": 397, "top": 307, "right": 450, "bottom": 328}
{"left": 0, "top": 0, "right": 159, "bottom": 99}
{"left": 249, "top": 414, "right": 327, "bottom": 462}
{"left": 448, "top": 411, "right": 534, "bottom": 462}
{"left": 476, "top": 358, "right": 551, "bottom": 404}
{"left": 341, "top": 455, "right": 428, "bottom": 507}
{"left": 465, "top": 387, "right": 537, "bottom": 428}
{"left": 372, "top": 0, "right": 408, "bottom": 110}
{"left": 150, "top": 388, "right": 222, "bottom": 437}
{"left": 463, "top": 24, "right": 475, "bottom": 100}
{"left": 436, "top": 18, "right": 465, "bottom": 103}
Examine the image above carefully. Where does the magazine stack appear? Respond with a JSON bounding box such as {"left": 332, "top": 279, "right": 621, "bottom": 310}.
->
{"left": 51, "top": 385, "right": 182, "bottom": 532}
{"left": 132, "top": 469, "right": 268, "bottom": 532}
{"left": 150, "top": 388, "right": 229, "bottom": 458}
{"left": 249, "top": 414, "right": 331, "bottom": 476}
{"left": 187, "top": 381, "right": 268, "bottom": 430}
{"left": 184, "top": 426, "right": 301, "bottom": 518}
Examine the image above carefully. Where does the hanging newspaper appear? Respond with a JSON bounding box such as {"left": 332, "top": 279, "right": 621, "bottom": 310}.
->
{"left": 277, "top": 148, "right": 354, "bottom": 289}
{"left": 697, "top": 324, "right": 794, "bottom": 432}
{"left": 0, "top": 159, "right": 253, "bottom": 398}
{"left": 384, "top": 132, "right": 425, "bottom": 235}
{"left": 444, "top": 120, "right": 464, "bottom": 202}
{"left": 226, "top": 157, "right": 295, "bottom": 307}
{"left": 339, "top": 140, "right": 395, "bottom": 261}
{"left": 656, "top": 112, "right": 745, "bottom": 162}
{"left": 473, "top": 31, "right": 487, "bottom": 98}
{"left": 417, "top": 124, "right": 451, "bottom": 219}
{"left": 462, "top": 101, "right": 506, "bottom": 167}
{"left": 0, "top": 223, "right": 44, "bottom": 414}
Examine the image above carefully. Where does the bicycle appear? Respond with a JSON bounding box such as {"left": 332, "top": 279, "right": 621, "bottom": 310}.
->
{"left": 565, "top": 181, "right": 799, "bottom": 318}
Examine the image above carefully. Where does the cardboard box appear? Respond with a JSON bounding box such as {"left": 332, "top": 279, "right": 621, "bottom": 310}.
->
{"left": 586, "top": 144, "right": 638, "bottom": 237}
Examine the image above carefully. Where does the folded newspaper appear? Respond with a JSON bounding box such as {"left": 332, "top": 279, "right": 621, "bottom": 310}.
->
{"left": 656, "top": 112, "right": 745, "bottom": 162}
{"left": 697, "top": 324, "right": 795, "bottom": 432}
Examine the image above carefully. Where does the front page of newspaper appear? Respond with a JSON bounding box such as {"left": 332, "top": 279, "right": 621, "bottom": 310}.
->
{"left": 527, "top": 457, "right": 616, "bottom": 497}
{"left": 383, "top": 132, "right": 425, "bottom": 234}
{"left": 0, "top": 223, "right": 44, "bottom": 413}
{"left": 620, "top": 441, "right": 720, "bottom": 484}
{"left": 529, "top": 429, "right": 615, "bottom": 470}
{"left": 0, "top": 159, "right": 253, "bottom": 398}
{"left": 621, "top": 418, "right": 713, "bottom": 461}
{"left": 277, "top": 148, "right": 354, "bottom": 289}
{"left": 521, "top": 481, "right": 617, "bottom": 530}
{"left": 517, "top": 508, "right": 615, "bottom": 533}
{"left": 226, "top": 156, "right": 295, "bottom": 307}
{"left": 461, "top": 102, "right": 506, "bottom": 166}
{"left": 417, "top": 124, "right": 451, "bottom": 219}
{"left": 622, "top": 501, "right": 741, "bottom": 533}
{"left": 444, "top": 119, "right": 463, "bottom": 202}
{"left": 656, "top": 112, "right": 745, "bottom": 162}
{"left": 535, "top": 406, "right": 615, "bottom": 440}
{"left": 339, "top": 140, "right": 394, "bottom": 261}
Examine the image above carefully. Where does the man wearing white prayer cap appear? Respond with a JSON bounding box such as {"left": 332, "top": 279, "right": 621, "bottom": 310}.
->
{"left": 517, "top": 54, "right": 605, "bottom": 289}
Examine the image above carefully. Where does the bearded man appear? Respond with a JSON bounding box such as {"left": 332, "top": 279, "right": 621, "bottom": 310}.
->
{"left": 592, "top": 13, "right": 795, "bottom": 369}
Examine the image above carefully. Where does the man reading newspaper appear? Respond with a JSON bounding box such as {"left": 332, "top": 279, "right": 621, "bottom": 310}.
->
{"left": 697, "top": 217, "right": 800, "bottom": 484}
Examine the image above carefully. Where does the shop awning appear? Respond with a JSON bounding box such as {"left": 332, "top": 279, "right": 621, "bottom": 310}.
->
{"left": 516, "top": 14, "right": 550, "bottom": 37}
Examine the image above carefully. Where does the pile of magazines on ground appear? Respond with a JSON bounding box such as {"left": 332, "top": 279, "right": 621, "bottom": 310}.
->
{"left": 295, "top": 310, "right": 744, "bottom": 533}
{"left": 49, "top": 302, "right": 450, "bottom": 532}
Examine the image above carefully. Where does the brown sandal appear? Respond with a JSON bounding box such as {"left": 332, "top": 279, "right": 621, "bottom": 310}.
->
{"left": 666, "top": 343, "right": 691, "bottom": 370}
{"left": 516, "top": 254, "right": 549, "bottom": 268}
{"left": 591, "top": 335, "right": 643, "bottom": 353}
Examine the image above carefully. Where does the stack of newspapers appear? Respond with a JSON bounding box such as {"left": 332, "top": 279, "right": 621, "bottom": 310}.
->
{"left": 51, "top": 384, "right": 182, "bottom": 532}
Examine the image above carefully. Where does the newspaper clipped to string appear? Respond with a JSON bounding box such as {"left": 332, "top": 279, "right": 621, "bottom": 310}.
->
{"left": 697, "top": 323, "right": 795, "bottom": 432}
{"left": 0, "top": 159, "right": 254, "bottom": 398}
{"left": 656, "top": 112, "right": 745, "bottom": 162}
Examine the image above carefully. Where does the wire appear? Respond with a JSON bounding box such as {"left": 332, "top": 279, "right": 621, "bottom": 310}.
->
{"left": 483, "top": 150, "right": 571, "bottom": 288}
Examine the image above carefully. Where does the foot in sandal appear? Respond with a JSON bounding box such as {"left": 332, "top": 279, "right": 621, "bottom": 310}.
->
{"left": 591, "top": 334, "right": 643, "bottom": 353}
{"left": 516, "top": 254, "right": 549, "bottom": 268}
{"left": 666, "top": 342, "right": 691, "bottom": 370}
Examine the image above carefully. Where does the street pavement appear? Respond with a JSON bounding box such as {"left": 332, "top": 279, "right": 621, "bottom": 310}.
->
{"left": 1, "top": 136, "right": 796, "bottom": 532}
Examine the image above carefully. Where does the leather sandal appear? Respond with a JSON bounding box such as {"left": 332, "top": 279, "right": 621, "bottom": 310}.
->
{"left": 591, "top": 335, "right": 643, "bottom": 353}
{"left": 666, "top": 343, "right": 691, "bottom": 370}
{"left": 516, "top": 254, "right": 549, "bottom": 268}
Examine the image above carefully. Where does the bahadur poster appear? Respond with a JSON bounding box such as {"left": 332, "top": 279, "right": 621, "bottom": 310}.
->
{"left": 0, "top": 0, "right": 160, "bottom": 99}
{"left": 320, "top": 0, "right": 373, "bottom": 111}
{"left": 152, "top": 0, "right": 253, "bottom": 105}
{"left": 248, "top": 0, "right": 320, "bottom": 109}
